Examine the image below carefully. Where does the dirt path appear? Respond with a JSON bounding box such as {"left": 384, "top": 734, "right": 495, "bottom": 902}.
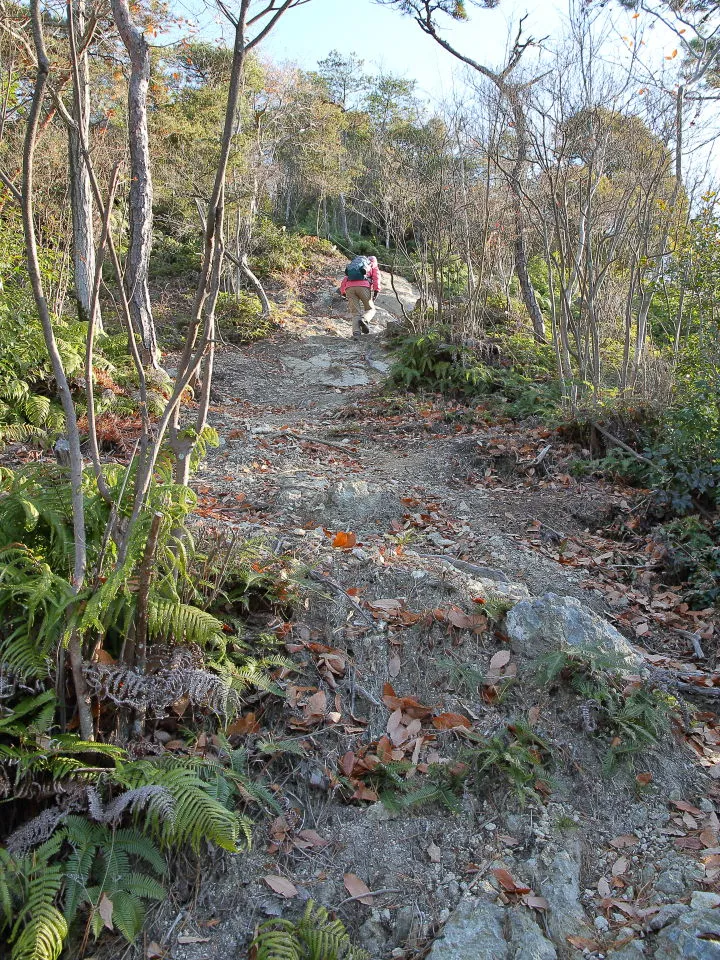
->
{"left": 157, "top": 286, "right": 719, "bottom": 960}
{"left": 201, "top": 297, "right": 593, "bottom": 603}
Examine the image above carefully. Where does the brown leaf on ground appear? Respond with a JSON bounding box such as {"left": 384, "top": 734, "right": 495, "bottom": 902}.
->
{"left": 488, "top": 650, "right": 512, "bottom": 673}
{"left": 332, "top": 531, "right": 357, "bottom": 549}
{"left": 672, "top": 800, "right": 703, "bottom": 816}
{"left": 432, "top": 712, "right": 472, "bottom": 730}
{"left": 567, "top": 936, "right": 599, "bottom": 950}
{"left": 296, "top": 829, "right": 329, "bottom": 848}
{"left": 611, "top": 856, "right": 628, "bottom": 876}
{"left": 98, "top": 892, "right": 114, "bottom": 931}
{"left": 388, "top": 654, "right": 402, "bottom": 678}
{"left": 522, "top": 894, "right": 549, "bottom": 910}
{"left": 387, "top": 709, "right": 409, "bottom": 746}
{"left": 610, "top": 835, "right": 639, "bottom": 849}
{"left": 492, "top": 868, "right": 531, "bottom": 894}
{"left": 226, "top": 712, "right": 261, "bottom": 735}
{"left": 263, "top": 875, "right": 299, "bottom": 898}
{"left": 343, "top": 873, "right": 374, "bottom": 904}
{"left": 351, "top": 782, "right": 379, "bottom": 802}
{"left": 381, "top": 686, "right": 433, "bottom": 719}
{"left": 304, "top": 691, "right": 327, "bottom": 719}
{"left": 340, "top": 751, "right": 355, "bottom": 777}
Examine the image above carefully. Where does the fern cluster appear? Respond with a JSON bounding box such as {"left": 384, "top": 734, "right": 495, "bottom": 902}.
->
{"left": 251, "top": 901, "right": 369, "bottom": 960}
{"left": 461, "top": 720, "right": 552, "bottom": 804}
{"left": 535, "top": 648, "right": 673, "bottom": 771}
{"left": 354, "top": 759, "right": 465, "bottom": 814}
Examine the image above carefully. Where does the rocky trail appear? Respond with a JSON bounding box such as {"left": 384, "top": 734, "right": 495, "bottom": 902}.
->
{"left": 149, "top": 273, "right": 720, "bottom": 960}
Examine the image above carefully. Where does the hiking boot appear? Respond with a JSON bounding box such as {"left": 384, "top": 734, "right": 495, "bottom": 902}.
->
{"left": 359, "top": 320, "right": 370, "bottom": 334}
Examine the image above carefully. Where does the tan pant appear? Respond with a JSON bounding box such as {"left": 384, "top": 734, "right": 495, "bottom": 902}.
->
{"left": 346, "top": 286, "right": 376, "bottom": 334}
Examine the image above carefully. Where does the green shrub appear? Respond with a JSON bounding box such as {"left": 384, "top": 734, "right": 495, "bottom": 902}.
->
{"left": 216, "top": 292, "right": 274, "bottom": 343}
{"left": 250, "top": 218, "right": 307, "bottom": 279}
{"left": 148, "top": 234, "right": 201, "bottom": 280}
{"left": 658, "top": 516, "right": 720, "bottom": 608}
{"left": 536, "top": 648, "right": 673, "bottom": 773}
{"left": 389, "top": 329, "right": 561, "bottom": 417}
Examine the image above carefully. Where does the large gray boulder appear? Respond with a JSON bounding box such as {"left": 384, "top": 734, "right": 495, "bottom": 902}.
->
{"left": 505, "top": 593, "right": 641, "bottom": 669}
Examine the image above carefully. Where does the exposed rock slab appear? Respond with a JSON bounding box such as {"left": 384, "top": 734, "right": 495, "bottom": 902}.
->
{"left": 653, "top": 892, "right": 720, "bottom": 959}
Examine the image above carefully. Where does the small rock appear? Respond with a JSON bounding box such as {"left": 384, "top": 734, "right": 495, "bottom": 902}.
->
{"left": 690, "top": 891, "right": 720, "bottom": 911}
{"left": 594, "top": 916, "right": 610, "bottom": 932}
{"left": 358, "top": 918, "right": 386, "bottom": 957}
{"left": 507, "top": 905, "right": 558, "bottom": 959}
{"left": 655, "top": 866, "right": 689, "bottom": 898}
{"left": 389, "top": 906, "right": 415, "bottom": 948}
{"left": 426, "top": 898, "right": 508, "bottom": 959}
{"left": 646, "top": 903, "right": 690, "bottom": 932}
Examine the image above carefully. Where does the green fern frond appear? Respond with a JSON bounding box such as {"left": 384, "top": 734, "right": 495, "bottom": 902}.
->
{"left": 252, "top": 901, "right": 369, "bottom": 960}
{"left": 148, "top": 599, "right": 224, "bottom": 646}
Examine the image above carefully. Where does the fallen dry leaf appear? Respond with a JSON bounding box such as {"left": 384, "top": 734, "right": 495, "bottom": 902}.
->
{"left": 296, "top": 829, "right": 329, "bottom": 848}
{"left": 98, "top": 892, "right": 114, "bottom": 931}
{"left": 304, "top": 690, "right": 327, "bottom": 718}
{"left": 522, "top": 894, "right": 549, "bottom": 910}
{"left": 567, "top": 936, "right": 599, "bottom": 950}
{"left": 177, "top": 937, "right": 210, "bottom": 945}
{"left": 146, "top": 943, "right": 167, "bottom": 959}
{"left": 343, "top": 873, "right": 374, "bottom": 905}
{"left": 332, "top": 531, "right": 357, "bottom": 549}
{"left": 488, "top": 650, "right": 511, "bottom": 672}
{"left": 492, "top": 868, "right": 531, "bottom": 894}
{"left": 226, "top": 712, "right": 261, "bottom": 736}
{"left": 263, "top": 875, "right": 299, "bottom": 898}
{"left": 432, "top": 712, "right": 472, "bottom": 730}
{"left": 388, "top": 654, "right": 401, "bottom": 678}
{"left": 610, "top": 834, "right": 639, "bottom": 849}
{"left": 612, "top": 856, "right": 628, "bottom": 877}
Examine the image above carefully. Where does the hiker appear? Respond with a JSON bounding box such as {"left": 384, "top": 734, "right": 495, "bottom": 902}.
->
{"left": 339, "top": 254, "right": 380, "bottom": 340}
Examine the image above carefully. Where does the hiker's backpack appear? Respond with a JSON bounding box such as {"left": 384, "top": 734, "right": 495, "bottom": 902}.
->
{"left": 345, "top": 255, "right": 372, "bottom": 282}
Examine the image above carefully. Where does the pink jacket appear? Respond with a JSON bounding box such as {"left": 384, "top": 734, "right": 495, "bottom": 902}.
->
{"left": 340, "top": 256, "right": 380, "bottom": 296}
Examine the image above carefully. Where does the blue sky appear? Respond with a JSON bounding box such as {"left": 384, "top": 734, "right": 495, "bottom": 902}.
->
{"left": 260, "top": 0, "right": 567, "bottom": 102}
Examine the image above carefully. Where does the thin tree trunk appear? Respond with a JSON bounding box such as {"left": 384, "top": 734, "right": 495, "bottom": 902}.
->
{"left": 24, "top": 0, "right": 93, "bottom": 741}
{"left": 67, "top": 0, "right": 99, "bottom": 330}
{"left": 110, "top": 0, "right": 157, "bottom": 363}
{"left": 338, "top": 192, "right": 351, "bottom": 244}
{"left": 506, "top": 86, "right": 545, "bottom": 342}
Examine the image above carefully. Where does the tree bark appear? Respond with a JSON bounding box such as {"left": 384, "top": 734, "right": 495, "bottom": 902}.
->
{"left": 67, "top": 0, "right": 99, "bottom": 329}
{"left": 24, "top": 0, "right": 93, "bottom": 741}
{"left": 110, "top": 0, "right": 157, "bottom": 363}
